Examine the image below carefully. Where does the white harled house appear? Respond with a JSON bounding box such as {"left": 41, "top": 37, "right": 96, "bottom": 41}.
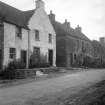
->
{"left": 0, "top": 0, "right": 56, "bottom": 69}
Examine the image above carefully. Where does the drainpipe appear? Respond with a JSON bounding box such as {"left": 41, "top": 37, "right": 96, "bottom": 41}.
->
{"left": 26, "top": 29, "right": 30, "bottom": 69}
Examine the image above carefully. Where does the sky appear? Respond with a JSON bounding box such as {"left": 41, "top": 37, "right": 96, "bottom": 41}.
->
{"left": 0, "top": 0, "right": 105, "bottom": 40}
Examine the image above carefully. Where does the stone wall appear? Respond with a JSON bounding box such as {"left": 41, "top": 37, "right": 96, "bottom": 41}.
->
{"left": 28, "top": 7, "right": 56, "bottom": 66}
{"left": 56, "top": 36, "right": 66, "bottom": 67}
{"left": 3, "top": 22, "right": 28, "bottom": 67}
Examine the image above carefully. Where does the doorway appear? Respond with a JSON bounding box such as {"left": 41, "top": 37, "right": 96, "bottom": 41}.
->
{"left": 21, "top": 50, "right": 27, "bottom": 66}
{"left": 48, "top": 50, "right": 53, "bottom": 66}
{"left": 70, "top": 53, "right": 73, "bottom": 66}
{"left": 0, "top": 50, "right": 2, "bottom": 69}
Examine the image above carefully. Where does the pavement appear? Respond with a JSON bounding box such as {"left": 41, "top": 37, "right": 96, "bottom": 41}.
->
{"left": 0, "top": 69, "right": 105, "bottom": 105}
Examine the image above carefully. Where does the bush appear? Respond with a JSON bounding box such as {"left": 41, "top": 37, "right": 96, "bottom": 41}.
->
{"left": 29, "top": 62, "right": 50, "bottom": 68}
{"left": 0, "top": 60, "right": 26, "bottom": 79}
{"left": 83, "top": 56, "right": 93, "bottom": 67}
{"left": 29, "top": 52, "right": 50, "bottom": 68}
{"left": 82, "top": 56, "right": 105, "bottom": 68}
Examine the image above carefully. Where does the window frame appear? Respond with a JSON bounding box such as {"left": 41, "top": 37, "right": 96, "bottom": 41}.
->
{"left": 48, "top": 33, "right": 52, "bottom": 43}
{"left": 9, "top": 48, "right": 16, "bottom": 59}
{"left": 33, "top": 47, "right": 40, "bottom": 55}
{"left": 77, "top": 39, "right": 79, "bottom": 51}
{"left": 35, "top": 30, "right": 40, "bottom": 41}
{"left": 16, "top": 26, "right": 22, "bottom": 39}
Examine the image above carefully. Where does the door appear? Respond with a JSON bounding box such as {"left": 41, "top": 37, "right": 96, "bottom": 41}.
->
{"left": 70, "top": 53, "right": 73, "bottom": 66}
{"left": 48, "top": 50, "right": 53, "bottom": 66}
{"left": 21, "top": 50, "right": 27, "bottom": 66}
{"left": 0, "top": 50, "right": 2, "bottom": 69}
{"left": 33, "top": 47, "right": 40, "bottom": 64}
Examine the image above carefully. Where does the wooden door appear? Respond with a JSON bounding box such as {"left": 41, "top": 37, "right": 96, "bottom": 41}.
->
{"left": 48, "top": 50, "right": 53, "bottom": 66}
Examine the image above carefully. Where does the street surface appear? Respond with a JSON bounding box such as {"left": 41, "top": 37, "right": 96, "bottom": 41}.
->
{"left": 0, "top": 69, "right": 105, "bottom": 105}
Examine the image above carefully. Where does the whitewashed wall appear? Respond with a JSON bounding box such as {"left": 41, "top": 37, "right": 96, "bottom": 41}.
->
{"left": 28, "top": 8, "right": 56, "bottom": 66}
{"left": 3, "top": 22, "right": 28, "bottom": 66}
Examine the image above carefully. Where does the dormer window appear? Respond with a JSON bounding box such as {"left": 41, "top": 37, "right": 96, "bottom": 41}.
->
{"left": 35, "top": 30, "right": 40, "bottom": 41}
{"left": 16, "top": 26, "right": 22, "bottom": 39}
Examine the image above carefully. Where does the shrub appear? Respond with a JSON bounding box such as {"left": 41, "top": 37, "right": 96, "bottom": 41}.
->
{"left": 29, "top": 52, "right": 50, "bottom": 68}
{"left": 29, "top": 62, "right": 50, "bottom": 68}
{"left": 1, "top": 60, "right": 26, "bottom": 79}
{"left": 82, "top": 56, "right": 105, "bottom": 68}
{"left": 83, "top": 56, "right": 93, "bottom": 67}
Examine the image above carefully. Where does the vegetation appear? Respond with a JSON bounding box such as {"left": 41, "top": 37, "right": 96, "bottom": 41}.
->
{"left": 29, "top": 53, "right": 50, "bottom": 68}
{"left": 0, "top": 60, "right": 26, "bottom": 79}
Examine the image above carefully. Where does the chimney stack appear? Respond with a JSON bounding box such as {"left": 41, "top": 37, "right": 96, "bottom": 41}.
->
{"left": 75, "top": 25, "right": 82, "bottom": 32}
{"left": 63, "top": 19, "right": 70, "bottom": 28}
{"left": 48, "top": 10, "right": 55, "bottom": 22}
{"left": 35, "top": 0, "right": 45, "bottom": 9}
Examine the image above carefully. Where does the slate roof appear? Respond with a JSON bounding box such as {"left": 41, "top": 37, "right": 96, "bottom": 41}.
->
{"left": 0, "top": 1, "right": 35, "bottom": 29}
{"left": 0, "top": 1, "right": 91, "bottom": 41}
{"left": 51, "top": 20, "right": 90, "bottom": 42}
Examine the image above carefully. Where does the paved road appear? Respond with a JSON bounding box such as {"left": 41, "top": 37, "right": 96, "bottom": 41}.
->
{"left": 0, "top": 69, "right": 105, "bottom": 105}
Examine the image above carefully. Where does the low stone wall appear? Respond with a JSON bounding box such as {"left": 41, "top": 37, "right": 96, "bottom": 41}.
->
{"left": 15, "top": 67, "right": 60, "bottom": 79}
{"left": 15, "top": 69, "right": 36, "bottom": 79}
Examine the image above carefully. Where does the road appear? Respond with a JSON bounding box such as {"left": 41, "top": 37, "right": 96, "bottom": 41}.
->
{"left": 0, "top": 69, "right": 105, "bottom": 105}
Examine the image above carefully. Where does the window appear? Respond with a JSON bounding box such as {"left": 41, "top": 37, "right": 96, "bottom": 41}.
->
{"left": 86, "top": 43, "right": 89, "bottom": 49}
{"left": 9, "top": 48, "right": 16, "bottom": 59}
{"left": 74, "top": 54, "right": 76, "bottom": 60}
{"left": 49, "top": 34, "right": 52, "bottom": 43}
{"left": 82, "top": 41, "right": 85, "bottom": 51}
{"left": 33, "top": 47, "right": 40, "bottom": 55}
{"left": 35, "top": 30, "right": 39, "bottom": 41}
{"left": 77, "top": 40, "right": 79, "bottom": 51}
{"left": 16, "top": 26, "right": 22, "bottom": 39}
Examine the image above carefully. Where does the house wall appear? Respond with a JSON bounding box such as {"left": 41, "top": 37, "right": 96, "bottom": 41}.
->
{"left": 2, "top": 8, "right": 56, "bottom": 67}
{"left": 0, "top": 25, "right": 4, "bottom": 49}
{"left": 65, "top": 36, "right": 93, "bottom": 67}
{"left": 56, "top": 36, "right": 66, "bottom": 67}
{"left": 28, "top": 8, "right": 56, "bottom": 66}
{"left": 0, "top": 23, "right": 4, "bottom": 69}
{"left": 56, "top": 33, "right": 93, "bottom": 67}
{"left": 3, "top": 22, "right": 28, "bottom": 67}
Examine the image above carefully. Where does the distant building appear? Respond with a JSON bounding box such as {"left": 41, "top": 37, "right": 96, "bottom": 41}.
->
{"left": 0, "top": 0, "right": 56, "bottom": 69}
{"left": 99, "top": 37, "right": 105, "bottom": 46}
{"left": 92, "top": 40, "right": 105, "bottom": 65}
{"left": 49, "top": 11, "right": 93, "bottom": 67}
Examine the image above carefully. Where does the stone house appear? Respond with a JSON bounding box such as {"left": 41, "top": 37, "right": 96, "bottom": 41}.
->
{"left": 92, "top": 40, "right": 105, "bottom": 59}
{"left": 100, "top": 37, "right": 105, "bottom": 47}
{"left": 49, "top": 11, "right": 93, "bottom": 67}
{"left": 0, "top": 0, "right": 56, "bottom": 69}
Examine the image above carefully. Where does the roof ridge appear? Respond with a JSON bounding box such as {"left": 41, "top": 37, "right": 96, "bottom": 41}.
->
{"left": 52, "top": 20, "right": 90, "bottom": 41}
{"left": 0, "top": 1, "right": 24, "bottom": 12}
{"left": 0, "top": 1, "right": 35, "bottom": 28}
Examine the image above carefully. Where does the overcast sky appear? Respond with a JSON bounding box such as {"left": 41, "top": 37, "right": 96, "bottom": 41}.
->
{"left": 0, "top": 0, "right": 105, "bottom": 40}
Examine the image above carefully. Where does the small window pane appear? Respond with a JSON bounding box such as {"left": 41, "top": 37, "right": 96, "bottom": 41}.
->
{"left": 35, "top": 30, "right": 39, "bottom": 41}
{"left": 49, "top": 34, "right": 52, "bottom": 43}
{"left": 16, "top": 26, "right": 22, "bottom": 39}
{"left": 9, "top": 48, "right": 16, "bottom": 59}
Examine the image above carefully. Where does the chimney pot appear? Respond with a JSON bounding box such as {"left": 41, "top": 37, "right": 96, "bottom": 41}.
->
{"left": 49, "top": 10, "right": 55, "bottom": 22}
{"left": 35, "top": 0, "right": 45, "bottom": 9}
{"left": 50, "top": 10, "right": 53, "bottom": 14}
{"left": 65, "top": 19, "right": 67, "bottom": 23}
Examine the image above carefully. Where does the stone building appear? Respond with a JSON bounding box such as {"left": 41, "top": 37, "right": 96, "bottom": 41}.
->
{"left": 49, "top": 11, "right": 93, "bottom": 67}
{"left": 99, "top": 37, "right": 105, "bottom": 47}
{"left": 0, "top": 0, "right": 56, "bottom": 69}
